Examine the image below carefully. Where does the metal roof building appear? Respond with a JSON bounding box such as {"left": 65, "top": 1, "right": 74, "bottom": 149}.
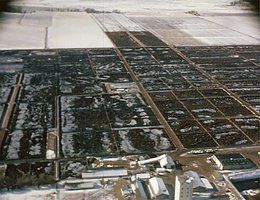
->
{"left": 184, "top": 171, "right": 214, "bottom": 192}
{"left": 82, "top": 168, "right": 128, "bottom": 179}
{"left": 132, "top": 178, "right": 148, "bottom": 199}
{"left": 148, "top": 177, "right": 170, "bottom": 199}
{"left": 160, "top": 154, "right": 175, "bottom": 169}
{"left": 212, "top": 153, "right": 257, "bottom": 170}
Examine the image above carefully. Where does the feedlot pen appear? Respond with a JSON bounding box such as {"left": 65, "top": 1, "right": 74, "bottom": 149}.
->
{"left": 0, "top": 44, "right": 260, "bottom": 162}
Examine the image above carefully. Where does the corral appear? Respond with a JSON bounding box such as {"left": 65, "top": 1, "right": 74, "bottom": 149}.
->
{"left": 0, "top": 45, "right": 260, "bottom": 161}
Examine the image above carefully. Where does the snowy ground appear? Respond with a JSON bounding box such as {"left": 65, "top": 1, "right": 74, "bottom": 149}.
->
{"left": 0, "top": 22, "right": 46, "bottom": 49}
{"left": 0, "top": 0, "right": 258, "bottom": 49}
{"left": 8, "top": 0, "right": 256, "bottom": 14}
{"left": 0, "top": 12, "right": 113, "bottom": 50}
{"left": 0, "top": 186, "right": 117, "bottom": 200}
{"left": 0, "top": 188, "right": 57, "bottom": 200}
{"left": 47, "top": 12, "right": 113, "bottom": 48}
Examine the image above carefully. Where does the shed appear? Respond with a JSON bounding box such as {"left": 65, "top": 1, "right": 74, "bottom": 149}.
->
{"left": 132, "top": 179, "right": 148, "bottom": 199}
{"left": 65, "top": 182, "right": 96, "bottom": 190}
{"left": 184, "top": 171, "right": 214, "bottom": 192}
{"left": 184, "top": 171, "right": 205, "bottom": 191}
{"left": 160, "top": 155, "right": 175, "bottom": 169}
{"left": 201, "top": 178, "right": 214, "bottom": 190}
{"left": 212, "top": 154, "right": 257, "bottom": 170}
{"left": 148, "top": 177, "right": 169, "bottom": 199}
{"left": 82, "top": 168, "right": 128, "bottom": 179}
{"left": 136, "top": 173, "right": 151, "bottom": 180}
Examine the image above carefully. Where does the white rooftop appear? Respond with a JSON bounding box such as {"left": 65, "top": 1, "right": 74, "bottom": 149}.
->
{"left": 184, "top": 171, "right": 214, "bottom": 191}
{"left": 82, "top": 168, "right": 128, "bottom": 179}
{"left": 149, "top": 177, "right": 169, "bottom": 198}
{"left": 184, "top": 171, "right": 206, "bottom": 189}
{"left": 201, "top": 178, "right": 214, "bottom": 190}
{"left": 160, "top": 154, "right": 175, "bottom": 169}
{"left": 135, "top": 173, "right": 151, "bottom": 180}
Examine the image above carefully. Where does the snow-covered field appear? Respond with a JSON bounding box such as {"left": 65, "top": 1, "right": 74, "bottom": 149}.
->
{"left": 9, "top": 0, "right": 254, "bottom": 14}
{"left": 0, "top": 188, "right": 57, "bottom": 200}
{"left": 0, "top": 0, "right": 258, "bottom": 49}
{"left": 0, "top": 23, "right": 46, "bottom": 50}
{"left": 47, "top": 12, "right": 113, "bottom": 49}
{"left": 0, "top": 12, "right": 113, "bottom": 50}
{"left": 94, "top": 13, "right": 144, "bottom": 32}
{"left": 0, "top": 186, "right": 117, "bottom": 200}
